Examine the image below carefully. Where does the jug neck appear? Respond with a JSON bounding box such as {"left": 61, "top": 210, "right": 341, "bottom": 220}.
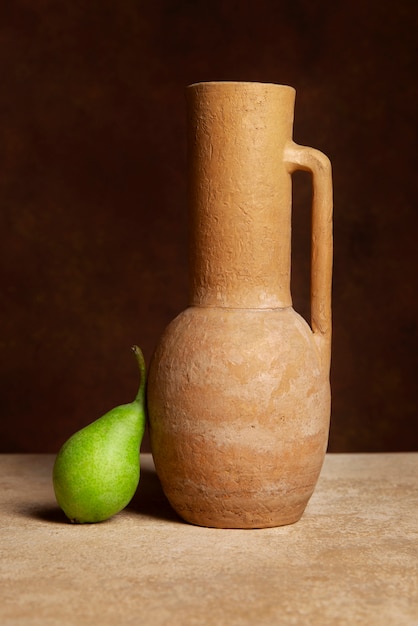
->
{"left": 186, "top": 81, "right": 295, "bottom": 309}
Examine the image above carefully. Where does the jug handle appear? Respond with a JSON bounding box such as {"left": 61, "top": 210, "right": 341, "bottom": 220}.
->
{"left": 284, "top": 142, "right": 333, "bottom": 373}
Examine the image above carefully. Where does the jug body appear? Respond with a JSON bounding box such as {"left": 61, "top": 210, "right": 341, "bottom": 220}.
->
{"left": 147, "top": 82, "right": 333, "bottom": 528}
{"left": 148, "top": 306, "right": 330, "bottom": 528}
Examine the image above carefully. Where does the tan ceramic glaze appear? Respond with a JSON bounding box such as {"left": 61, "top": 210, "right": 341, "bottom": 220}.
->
{"left": 148, "top": 82, "right": 333, "bottom": 528}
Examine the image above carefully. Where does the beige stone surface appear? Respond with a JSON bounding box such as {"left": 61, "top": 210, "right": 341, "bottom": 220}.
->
{"left": 0, "top": 453, "right": 417, "bottom": 625}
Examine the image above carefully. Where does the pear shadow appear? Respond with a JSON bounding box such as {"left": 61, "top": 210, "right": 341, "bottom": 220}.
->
{"left": 18, "top": 461, "right": 183, "bottom": 526}
{"left": 127, "top": 465, "right": 183, "bottom": 524}
{"left": 21, "top": 504, "right": 72, "bottom": 524}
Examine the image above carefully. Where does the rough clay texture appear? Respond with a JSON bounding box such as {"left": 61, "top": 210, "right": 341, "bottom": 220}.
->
{"left": 148, "top": 82, "right": 333, "bottom": 528}
{"left": 149, "top": 306, "right": 330, "bottom": 528}
{"left": 1, "top": 453, "right": 417, "bottom": 626}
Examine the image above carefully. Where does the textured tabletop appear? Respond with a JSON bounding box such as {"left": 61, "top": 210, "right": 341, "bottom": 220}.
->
{"left": 0, "top": 453, "right": 417, "bottom": 626}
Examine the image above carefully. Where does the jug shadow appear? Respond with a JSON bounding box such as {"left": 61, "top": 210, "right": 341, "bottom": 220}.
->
{"left": 127, "top": 465, "right": 182, "bottom": 524}
{"left": 20, "top": 465, "right": 182, "bottom": 525}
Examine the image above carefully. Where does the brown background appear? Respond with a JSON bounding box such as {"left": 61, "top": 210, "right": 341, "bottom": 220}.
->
{"left": 1, "top": 0, "right": 417, "bottom": 453}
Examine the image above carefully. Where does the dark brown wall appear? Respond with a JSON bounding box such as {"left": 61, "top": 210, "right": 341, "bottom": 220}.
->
{"left": 1, "top": 1, "right": 417, "bottom": 452}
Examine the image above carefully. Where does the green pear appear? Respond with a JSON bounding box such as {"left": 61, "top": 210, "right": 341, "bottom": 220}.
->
{"left": 53, "top": 346, "right": 147, "bottom": 523}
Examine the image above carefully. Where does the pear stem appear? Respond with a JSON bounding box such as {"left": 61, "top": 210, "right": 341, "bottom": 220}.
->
{"left": 132, "top": 345, "right": 146, "bottom": 404}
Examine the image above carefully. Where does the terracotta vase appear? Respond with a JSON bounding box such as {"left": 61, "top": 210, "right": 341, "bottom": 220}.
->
{"left": 147, "top": 81, "right": 333, "bottom": 528}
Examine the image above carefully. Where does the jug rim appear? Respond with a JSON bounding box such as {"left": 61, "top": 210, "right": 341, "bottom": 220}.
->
{"left": 187, "top": 81, "right": 295, "bottom": 93}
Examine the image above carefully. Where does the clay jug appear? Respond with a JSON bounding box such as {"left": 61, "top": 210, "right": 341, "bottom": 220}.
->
{"left": 147, "top": 81, "right": 333, "bottom": 528}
